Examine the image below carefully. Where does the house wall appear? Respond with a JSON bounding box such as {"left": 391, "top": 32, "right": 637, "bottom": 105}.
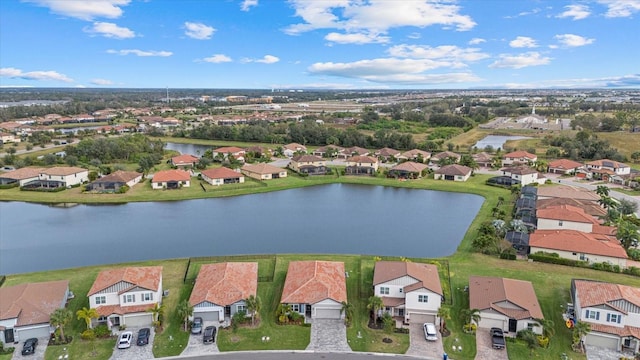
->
{"left": 536, "top": 218, "right": 593, "bottom": 232}
{"left": 405, "top": 288, "right": 441, "bottom": 323}
{"left": 126, "top": 175, "right": 143, "bottom": 187}
{"left": 39, "top": 171, "right": 89, "bottom": 186}
{"left": 478, "top": 310, "right": 542, "bottom": 335}
{"left": 193, "top": 302, "right": 224, "bottom": 322}
{"left": 202, "top": 174, "right": 244, "bottom": 186}
{"left": 374, "top": 275, "right": 416, "bottom": 298}
{"left": 578, "top": 306, "right": 630, "bottom": 328}
{"left": 529, "top": 247, "right": 627, "bottom": 267}
{"left": 312, "top": 298, "right": 343, "bottom": 319}
{"left": 151, "top": 180, "right": 191, "bottom": 189}
{"left": 509, "top": 172, "right": 538, "bottom": 186}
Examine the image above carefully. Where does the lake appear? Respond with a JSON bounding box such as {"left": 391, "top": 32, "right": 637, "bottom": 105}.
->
{"left": 165, "top": 142, "right": 211, "bottom": 155}
{"left": 474, "top": 135, "right": 531, "bottom": 150}
{"left": 0, "top": 184, "right": 483, "bottom": 275}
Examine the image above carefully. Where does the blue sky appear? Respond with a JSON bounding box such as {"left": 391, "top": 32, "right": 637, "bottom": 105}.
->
{"left": 1, "top": 0, "right": 639, "bottom": 89}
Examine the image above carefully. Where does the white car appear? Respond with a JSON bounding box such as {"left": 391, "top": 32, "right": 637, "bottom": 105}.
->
{"left": 423, "top": 323, "right": 438, "bottom": 341}
{"left": 117, "top": 331, "right": 133, "bottom": 349}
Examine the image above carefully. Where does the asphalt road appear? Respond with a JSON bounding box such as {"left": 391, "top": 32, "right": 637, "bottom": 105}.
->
{"left": 162, "top": 352, "right": 436, "bottom": 360}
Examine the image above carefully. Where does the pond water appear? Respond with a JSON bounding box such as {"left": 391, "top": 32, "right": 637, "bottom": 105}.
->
{"left": 474, "top": 135, "right": 531, "bottom": 150}
{"left": 0, "top": 184, "right": 483, "bottom": 275}
{"left": 165, "top": 142, "right": 211, "bottom": 155}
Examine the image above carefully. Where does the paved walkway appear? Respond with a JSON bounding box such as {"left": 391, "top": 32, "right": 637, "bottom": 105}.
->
{"left": 474, "top": 328, "right": 508, "bottom": 360}
{"left": 306, "top": 319, "right": 351, "bottom": 352}
{"left": 405, "top": 322, "right": 444, "bottom": 359}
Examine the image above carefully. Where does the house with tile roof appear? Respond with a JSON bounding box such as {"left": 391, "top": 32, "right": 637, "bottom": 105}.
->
{"left": 536, "top": 197, "right": 606, "bottom": 218}
{"left": 312, "top": 145, "right": 344, "bottom": 158}
{"left": 0, "top": 280, "right": 70, "bottom": 344}
{"left": 23, "top": 167, "right": 89, "bottom": 189}
{"left": 430, "top": 151, "right": 461, "bottom": 165}
{"left": 388, "top": 161, "right": 428, "bottom": 179}
{"left": 212, "top": 146, "right": 246, "bottom": 162}
{"left": 397, "top": 149, "right": 431, "bottom": 163}
{"left": 469, "top": 276, "right": 544, "bottom": 335}
{"left": 536, "top": 205, "right": 615, "bottom": 235}
{"left": 201, "top": 167, "right": 244, "bottom": 185}
{"left": 171, "top": 154, "right": 199, "bottom": 168}
{"left": 281, "top": 261, "right": 347, "bottom": 320}
{"left": 345, "top": 155, "right": 378, "bottom": 176}
{"left": 338, "top": 146, "right": 370, "bottom": 159}
{"left": 529, "top": 230, "right": 627, "bottom": 267}
{"left": 571, "top": 279, "right": 640, "bottom": 353}
{"left": 502, "top": 151, "right": 537, "bottom": 167}
{"left": 86, "top": 170, "right": 142, "bottom": 192}
{"left": 189, "top": 262, "right": 258, "bottom": 322}
{"left": 373, "top": 261, "right": 443, "bottom": 327}
{"left": 500, "top": 166, "right": 544, "bottom": 186}
{"left": 289, "top": 155, "right": 328, "bottom": 175}
{"left": 434, "top": 164, "right": 472, "bottom": 181}
{"left": 375, "top": 147, "right": 401, "bottom": 162}
{"left": 241, "top": 163, "right": 287, "bottom": 180}
{"left": 282, "top": 143, "right": 307, "bottom": 157}
{"left": 586, "top": 159, "right": 631, "bottom": 176}
{"left": 87, "top": 266, "right": 163, "bottom": 329}
{"left": 547, "top": 159, "right": 584, "bottom": 174}
{"left": 151, "top": 169, "right": 191, "bottom": 189}
{"left": 0, "top": 167, "right": 44, "bottom": 186}
{"left": 536, "top": 185, "right": 600, "bottom": 202}
{"left": 472, "top": 152, "right": 494, "bottom": 168}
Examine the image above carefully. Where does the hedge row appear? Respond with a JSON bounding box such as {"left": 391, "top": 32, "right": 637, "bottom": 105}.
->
{"left": 529, "top": 252, "right": 639, "bottom": 277}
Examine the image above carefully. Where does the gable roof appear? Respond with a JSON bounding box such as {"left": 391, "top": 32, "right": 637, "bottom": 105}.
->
{"left": 241, "top": 163, "right": 285, "bottom": 175}
{"left": 529, "top": 230, "right": 627, "bottom": 259}
{"left": 503, "top": 151, "right": 537, "bottom": 160}
{"left": 346, "top": 155, "right": 378, "bottom": 164}
{"left": 88, "top": 266, "right": 162, "bottom": 296}
{"left": 536, "top": 204, "right": 599, "bottom": 224}
{"left": 536, "top": 185, "right": 600, "bottom": 201}
{"left": 41, "top": 166, "right": 87, "bottom": 176}
{"left": 284, "top": 143, "right": 307, "bottom": 151}
{"left": 171, "top": 154, "right": 199, "bottom": 165}
{"left": 189, "top": 262, "right": 258, "bottom": 307}
{"left": 573, "top": 279, "right": 640, "bottom": 309}
{"left": 373, "top": 261, "right": 442, "bottom": 295}
{"left": 291, "top": 155, "right": 324, "bottom": 163}
{"left": 0, "top": 167, "right": 44, "bottom": 180}
{"left": 431, "top": 151, "right": 461, "bottom": 160}
{"left": 391, "top": 161, "right": 428, "bottom": 173}
{"left": 376, "top": 147, "right": 400, "bottom": 157}
{"left": 201, "top": 167, "right": 242, "bottom": 180}
{"left": 93, "top": 170, "right": 141, "bottom": 184}
{"left": 435, "top": 164, "right": 472, "bottom": 176}
{"left": 586, "top": 159, "right": 629, "bottom": 169}
{"left": 281, "top": 261, "right": 347, "bottom": 304}
{"left": 0, "top": 280, "right": 69, "bottom": 326}
{"left": 214, "top": 146, "right": 245, "bottom": 154}
{"left": 152, "top": 169, "right": 191, "bottom": 183}
{"left": 469, "top": 276, "right": 543, "bottom": 320}
{"left": 536, "top": 197, "right": 606, "bottom": 217}
{"left": 548, "top": 159, "right": 583, "bottom": 170}
{"left": 399, "top": 149, "right": 431, "bottom": 159}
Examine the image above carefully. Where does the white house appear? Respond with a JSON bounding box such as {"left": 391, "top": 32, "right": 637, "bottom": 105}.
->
{"left": 585, "top": 159, "right": 631, "bottom": 176}
{"left": 372, "top": 261, "right": 443, "bottom": 326}
{"left": 282, "top": 143, "right": 307, "bottom": 157}
{"left": 241, "top": 163, "right": 287, "bottom": 180}
{"left": 529, "top": 230, "right": 627, "bottom": 267}
{"left": 39, "top": 167, "right": 89, "bottom": 187}
{"left": 469, "top": 276, "right": 544, "bottom": 335}
{"left": 200, "top": 167, "right": 244, "bottom": 186}
{"left": 500, "top": 166, "right": 544, "bottom": 186}
{"left": 0, "top": 167, "right": 44, "bottom": 186}
{"left": 88, "top": 266, "right": 163, "bottom": 329}
{"left": 502, "top": 151, "right": 537, "bottom": 167}
{"left": 536, "top": 205, "right": 615, "bottom": 235}
{"left": 572, "top": 279, "right": 640, "bottom": 353}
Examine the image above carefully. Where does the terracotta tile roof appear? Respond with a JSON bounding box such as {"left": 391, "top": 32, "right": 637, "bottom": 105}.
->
{"left": 171, "top": 154, "right": 199, "bottom": 165}
{"left": 214, "top": 146, "right": 245, "bottom": 154}
{"left": 431, "top": 151, "right": 461, "bottom": 160}
{"left": 590, "top": 323, "right": 640, "bottom": 339}
{"left": 435, "top": 164, "right": 472, "bottom": 176}
{"left": 573, "top": 279, "right": 640, "bottom": 309}
{"left": 376, "top": 147, "right": 400, "bottom": 157}
{"left": 536, "top": 198, "right": 606, "bottom": 217}
{"left": 346, "top": 155, "right": 378, "bottom": 164}
{"left": 291, "top": 155, "right": 324, "bottom": 163}
{"left": 529, "top": 230, "right": 627, "bottom": 259}
{"left": 400, "top": 149, "right": 431, "bottom": 159}
{"left": 586, "top": 159, "right": 629, "bottom": 169}
{"left": 152, "top": 169, "right": 191, "bottom": 183}
{"left": 501, "top": 166, "right": 538, "bottom": 175}
{"left": 536, "top": 185, "right": 600, "bottom": 201}
{"left": 592, "top": 224, "right": 617, "bottom": 236}
{"left": 241, "top": 163, "right": 285, "bottom": 175}
{"left": 284, "top": 143, "right": 307, "bottom": 151}
{"left": 343, "top": 146, "right": 370, "bottom": 155}
{"left": 503, "top": 151, "right": 537, "bottom": 160}
{"left": 0, "top": 280, "right": 69, "bottom": 326}
{"left": 281, "top": 261, "right": 347, "bottom": 304}
{"left": 373, "top": 261, "right": 443, "bottom": 296}
{"left": 469, "top": 276, "right": 543, "bottom": 320}
{"left": 537, "top": 205, "right": 599, "bottom": 224}
{"left": 189, "top": 262, "right": 258, "bottom": 307}
{"left": 472, "top": 152, "right": 493, "bottom": 162}
{"left": 314, "top": 145, "right": 344, "bottom": 153}
{"left": 381, "top": 296, "right": 405, "bottom": 307}
{"left": 95, "top": 304, "right": 155, "bottom": 317}
{"left": 88, "top": 266, "right": 162, "bottom": 296}
{"left": 201, "top": 167, "right": 242, "bottom": 180}
{"left": 0, "top": 167, "right": 45, "bottom": 180}
{"left": 547, "top": 159, "right": 583, "bottom": 170}
{"left": 390, "top": 161, "right": 428, "bottom": 173}
{"left": 41, "top": 166, "right": 88, "bottom": 176}
{"left": 93, "top": 170, "right": 141, "bottom": 184}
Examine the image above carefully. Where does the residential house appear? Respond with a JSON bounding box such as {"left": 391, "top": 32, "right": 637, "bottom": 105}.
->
{"left": 536, "top": 197, "right": 606, "bottom": 218}
{"left": 469, "top": 276, "right": 544, "bottom": 335}
{"left": 338, "top": 146, "right": 370, "bottom": 159}
{"left": 201, "top": 167, "right": 244, "bottom": 185}
{"left": 375, "top": 147, "right": 401, "bottom": 162}
{"left": 151, "top": 169, "right": 191, "bottom": 189}
{"left": 430, "top": 151, "right": 461, "bottom": 165}
{"left": 171, "top": 154, "right": 199, "bottom": 168}
{"left": 434, "top": 164, "right": 472, "bottom": 182}
{"left": 212, "top": 147, "right": 246, "bottom": 162}
{"left": 502, "top": 151, "right": 537, "bottom": 167}
{"left": 397, "top": 149, "right": 431, "bottom": 163}
{"left": 388, "top": 161, "right": 428, "bottom": 179}
{"left": 86, "top": 170, "right": 142, "bottom": 192}
{"left": 505, "top": 231, "right": 530, "bottom": 255}
{"left": 289, "top": 155, "right": 328, "bottom": 175}
{"left": 345, "top": 155, "right": 379, "bottom": 176}
{"left": 21, "top": 167, "right": 89, "bottom": 189}
{"left": 280, "top": 261, "right": 347, "bottom": 320}
{"left": 0, "top": 132, "right": 20, "bottom": 144}
{"left": 88, "top": 266, "right": 163, "bottom": 329}
{"left": 500, "top": 166, "right": 544, "bottom": 186}
{"left": 547, "top": 159, "right": 584, "bottom": 175}
{"left": 372, "top": 261, "right": 443, "bottom": 326}
{"left": 571, "top": 279, "right": 640, "bottom": 353}
{"left": 312, "top": 145, "right": 344, "bottom": 158}
{"left": 536, "top": 205, "right": 615, "bottom": 235}
{"left": 585, "top": 160, "right": 631, "bottom": 182}
{"left": 0, "top": 167, "right": 44, "bottom": 186}
{"left": 189, "top": 262, "right": 258, "bottom": 322}
{"left": 0, "top": 280, "right": 70, "bottom": 344}
{"left": 536, "top": 185, "right": 600, "bottom": 202}
{"left": 283, "top": 143, "right": 307, "bottom": 157}
{"left": 241, "top": 163, "right": 287, "bottom": 180}
{"left": 473, "top": 152, "right": 494, "bottom": 168}
{"left": 529, "top": 230, "right": 627, "bottom": 267}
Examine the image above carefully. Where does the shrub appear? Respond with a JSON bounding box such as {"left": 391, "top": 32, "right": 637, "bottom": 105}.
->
{"left": 94, "top": 324, "right": 110, "bottom": 338}
{"left": 500, "top": 252, "right": 517, "bottom": 260}
{"left": 623, "top": 267, "right": 640, "bottom": 276}
{"left": 81, "top": 329, "right": 95, "bottom": 340}
{"left": 537, "top": 335, "right": 549, "bottom": 348}
{"left": 463, "top": 323, "right": 476, "bottom": 334}
{"left": 117, "top": 185, "right": 130, "bottom": 194}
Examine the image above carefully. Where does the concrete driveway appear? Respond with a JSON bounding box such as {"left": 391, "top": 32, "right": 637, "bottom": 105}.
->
{"left": 586, "top": 345, "right": 633, "bottom": 360}
{"left": 405, "top": 322, "right": 444, "bottom": 359}
{"left": 109, "top": 328, "right": 155, "bottom": 360}
{"left": 474, "top": 328, "right": 508, "bottom": 360}
{"left": 180, "top": 322, "right": 220, "bottom": 356}
{"left": 306, "top": 319, "right": 351, "bottom": 352}
{"left": 11, "top": 337, "right": 48, "bottom": 360}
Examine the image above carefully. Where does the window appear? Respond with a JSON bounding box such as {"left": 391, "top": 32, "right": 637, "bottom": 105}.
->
{"left": 558, "top": 221, "right": 563, "bottom": 226}
{"left": 123, "top": 294, "right": 135, "bottom": 303}
{"left": 399, "top": 288, "right": 403, "bottom": 293}
{"left": 527, "top": 323, "right": 535, "bottom": 331}
{"left": 418, "top": 295, "right": 428, "bottom": 303}
{"left": 95, "top": 296, "right": 106, "bottom": 305}
{"left": 142, "top": 293, "right": 153, "bottom": 301}
{"left": 380, "top": 287, "right": 390, "bottom": 295}
{"left": 607, "top": 313, "right": 622, "bottom": 323}
{"left": 586, "top": 310, "right": 600, "bottom": 320}
{"left": 579, "top": 254, "right": 587, "bottom": 261}
{"left": 237, "top": 305, "right": 246, "bottom": 313}
{"left": 290, "top": 304, "right": 300, "bottom": 313}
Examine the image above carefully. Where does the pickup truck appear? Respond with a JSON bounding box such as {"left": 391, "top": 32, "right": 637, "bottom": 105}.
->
{"left": 490, "top": 327, "right": 506, "bottom": 350}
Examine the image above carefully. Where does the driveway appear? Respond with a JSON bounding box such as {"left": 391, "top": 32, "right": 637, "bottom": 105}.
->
{"left": 586, "top": 345, "right": 633, "bottom": 360}
{"left": 11, "top": 337, "right": 48, "bottom": 360}
{"left": 405, "top": 322, "right": 444, "bottom": 359}
{"left": 109, "top": 327, "right": 155, "bottom": 360}
{"left": 306, "top": 319, "right": 351, "bottom": 352}
{"left": 180, "top": 321, "right": 220, "bottom": 356}
{"left": 474, "top": 328, "right": 508, "bottom": 360}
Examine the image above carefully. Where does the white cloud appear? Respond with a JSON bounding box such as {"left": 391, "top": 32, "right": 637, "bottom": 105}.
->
{"left": 184, "top": 22, "right": 215, "bottom": 40}
{"left": 242, "top": 55, "right": 280, "bottom": 64}
{"left": 599, "top": 0, "right": 640, "bottom": 18}
{"left": 489, "top": 52, "right": 552, "bottom": 69}
{"left": 84, "top": 22, "right": 135, "bottom": 39}
{"left": 554, "top": 34, "right": 595, "bottom": 47}
{"left": 106, "top": 49, "right": 173, "bottom": 57}
{"left": 201, "top": 54, "right": 232, "bottom": 63}
{"left": 387, "top": 45, "right": 489, "bottom": 65}
{"left": 90, "top": 78, "right": 113, "bottom": 85}
{"left": 0, "top": 67, "right": 73, "bottom": 82}
{"left": 504, "top": 7, "right": 541, "bottom": 18}
{"left": 509, "top": 36, "right": 538, "bottom": 48}
{"left": 407, "top": 32, "right": 421, "bottom": 39}
{"left": 240, "top": 0, "right": 258, "bottom": 11}
{"left": 324, "top": 32, "right": 390, "bottom": 44}
{"left": 557, "top": 4, "right": 591, "bottom": 20}
{"left": 23, "top": 0, "right": 130, "bottom": 21}
{"left": 497, "top": 74, "right": 640, "bottom": 88}
{"left": 468, "top": 38, "right": 486, "bottom": 45}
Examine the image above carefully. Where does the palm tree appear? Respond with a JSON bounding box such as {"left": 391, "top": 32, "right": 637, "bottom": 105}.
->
{"left": 147, "top": 302, "right": 165, "bottom": 327}
{"left": 50, "top": 308, "right": 72, "bottom": 342}
{"left": 276, "top": 303, "right": 292, "bottom": 324}
{"left": 572, "top": 321, "right": 591, "bottom": 349}
{"left": 245, "top": 295, "right": 262, "bottom": 327}
{"left": 596, "top": 185, "right": 610, "bottom": 197}
{"left": 367, "top": 296, "right": 384, "bottom": 325}
{"left": 437, "top": 307, "right": 450, "bottom": 333}
{"left": 176, "top": 299, "right": 193, "bottom": 331}
{"left": 617, "top": 199, "right": 639, "bottom": 216}
{"left": 617, "top": 220, "right": 640, "bottom": 250}
{"left": 536, "top": 318, "right": 555, "bottom": 339}
{"left": 340, "top": 301, "right": 354, "bottom": 327}
{"left": 460, "top": 308, "right": 481, "bottom": 326}
{"left": 598, "top": 196, "right": 617, "bottom": 209}
{"left": 76, "top": 307, "right": 98, "bottom": 330}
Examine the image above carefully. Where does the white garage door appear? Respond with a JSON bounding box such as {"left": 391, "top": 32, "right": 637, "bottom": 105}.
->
{"left": 195, "top": 310, "right": 220, "bottom": 322}
{"left": 125, "top": 313, "right": 152, "bottom": 327}
{"left": 586, "top": 333, "right": 618, "bottom": 349}
{"left": 314, "top": 308, "right": 341, "bottom": 319}
{"left": 17, "top": 326, "right": 50, "bottom": 341}
{"left": 409, "top": 313, "right": 435, "bottom": 324}
{"left": 479, "top": 318, "right": 504, "bottom": 330}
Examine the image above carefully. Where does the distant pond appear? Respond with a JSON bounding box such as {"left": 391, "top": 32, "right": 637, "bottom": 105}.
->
{"left": 0, "top": 184, "right": 483, "bottom": 275}
{"left": 165, "top": 142, "right": 211, "bottom": 155}
{"left": 474, "top": 135, "right": 531, "bottom": 150}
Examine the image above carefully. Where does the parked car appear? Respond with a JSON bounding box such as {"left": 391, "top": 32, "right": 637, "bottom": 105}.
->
{"left": 21, "top": 338, "right": 38, "bottom": 356}
{"left": 117, "top": 331, "right": 133, "bottom": 349}
{"left": 423, "top": 322, "right": 438, "bottom": 341}
{"left": 490, "top": 327, "right": 506, "bottom": 350}
{"left": 137, "top": 327, "right": 151, "bottom": 346}
{"left": 203, "top": 326, "right": 216, "bottom": 344}
{"left": 191, "top": 317, "right": 203, "bottom": 334}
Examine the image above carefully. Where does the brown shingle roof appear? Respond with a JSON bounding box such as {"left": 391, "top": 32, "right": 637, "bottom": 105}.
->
{"left": 346, "top": 155, "right": 378, "bottom": 164}
{"left": 291, "top": 155, "right": 324, "bottom": 163}
{"left": 214, "top": 146, "right": 245, "bottom": 154}
{"left": 284, "top": 143, "right": 307, "bottom": 151}
{"left": 41, "top": 166, "right": 87, "bottom": 176}
{"left": 391, "top": 161, "right": 428, "bottom": 173}
{"left": 88, "top": 266, "right": 162, "bottom": 296}
{"left": 536, "top": 185, "right": 600, "bottom": 201}
{"left": 376, "top": 147, "right": 401, "bottom": 157}
{"left": 435, "top": 164, "right": 472, "bottom": 176}
{"left": 469, "top": 276, "right": 543, "bottom": 320}
{"left": 241, "top": 163, "right": 285, "bottom": 175}
{"left": 399, "top": 149, "right": 431, "bottom": 159}
{"left": 536, "top": 198, "right": 606, "bottom": 217}
{"left": 189, "top": 262, "right": 258, "bottom": 307}
{"left": 201, "top": 167, "right": 242, "bottom": 180}
{"left": 281, "top": 261, "right": 347, "bottom": 304}
{"left": 503, "top": 151, "right": 537, "bottom": 160}
{"left": 529, "top": 230, "right": 627, "bottom": 259}
{"left": 343, "top": 146, "right": 370, "bottom": 155}
{"left": 93, "top": 170, "right": 141, "bottom": 184}
{"left": 0, "top": 167, "right": 44, "bottom": 180}
{"left": 472, "top": 152, "right": 493, "bottom": 162}
{"left": 152, "top": 169, "right": 191, "bottom": 183}
{"left": 431, "top": 151, "right": 460, "bottom": 160}
{"left": 171, "top": 154, "right": 199, "bottom": 165}
{"left": 547, "top": 159, "right": 583, "bottom": 170}
{"left": 0, "top": 280, "right": 69, "bottom": 326}
{"left": 373, "top": 261, "right": 442, "bottom": 295}
{"left": 573, "top": 279, "right": 640, "bottom": 309}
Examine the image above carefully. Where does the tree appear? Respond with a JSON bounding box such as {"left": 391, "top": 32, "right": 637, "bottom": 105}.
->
{"left": 437, "top": 307, "right": 450, "bottom": 333}
{"left": 517, "top": 329, "right": 538, "bottom": 356}
{"left": 572, "top": 321, "right": 591, "bottom": 349}
{"left": 381, "top": 312, "right": 394, "bottom": 333}
{"left": 598, "top": 196, "right": 617, "bottom": 210}
{"left": 340, "top": 301, "right": 354, "bottom": 327}
{"left": 50, "top": 308, "right": 72, "bottom": 342}
{"left": 276, "top": 303, "right": 292, "bottom": 324}
{"left": 76, "top": 307, "right": 98, "bottom": 330}
{"left": 631, "top": 151, "right": 640, "bottom": 163}
{"left": 176, "top": 299, "right": 193, "bottom": 331}
{"left": 617, "top": 220, "right": 640, "bottom": 250}
{"left": 617, "top": 199, "right": 639, "bottom": 216}
{"left": 536, "top": 318, "right": 555, "bottom": 339}
{"left": 245, "top": 295, "right": 262, "bottom": 327}
{"left": 367, "top": 296, "right": 384, "bottom": 325}
{"left": 596, "top": 185, "right": 610, "bottom": 197}
{"left": 147, "top": 302, "right": 165, "bottom": 328}
{"left": 459, "top": 308, "right": 481, "bottom": 326}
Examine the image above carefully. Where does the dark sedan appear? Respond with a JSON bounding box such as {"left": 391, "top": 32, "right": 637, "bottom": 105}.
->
{"left": 137, "top": 327, "right": 151, "bottom": 346}
{"left": 21, "top": 338, "right": 38, "bottom": 356}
